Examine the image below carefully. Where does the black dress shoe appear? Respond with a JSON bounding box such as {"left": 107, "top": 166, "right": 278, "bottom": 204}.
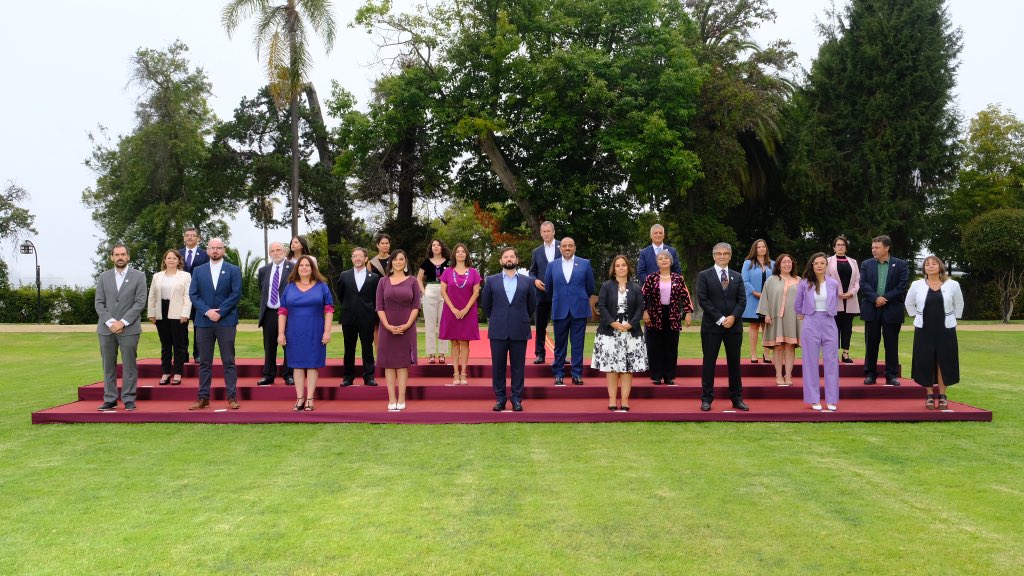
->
{"left": 97, "top": 401, "right": 117, "bottom": 412}
{"left": 256, "top": 377, "right": 274, "bottom": 386}
{"left": 554, "top": 377, "right": 565, "bottom": 386}
{"left": 863, "top": 376, "right": 877, "bottom": 385}
{"left": 533, "top": 356, "right": 545, "bottom": 364}
{"left": 512, "top": 403, "right": 523, "bottom": 412}
{"left": 340, "top": 380, "right": 354, "bottom": 387}
{"left": 664, "top": 379, "right": 676, "bottom": 386}
{"left": 364, "top": 379, "right": 378, "bottom": 387}
{"left": 124, "top": 401, "right": 137, "bottom": 411}
{"left": 885, "top": 377, "right": 901, "bottom": 387}
{"left": 284, "top": 376, "right": 295, "bottom": 386}
{"left": 732, "top": 400, "right": 750, "bottom": 411}
{"left": 700, "top": 401, "right": 712, "bottom": 412}
{"left": 493, "top": 402, "right": 507, "bottom": 412}
{"left": 572, "top": 377, "right": 584, "bottom": 385}
{"left": 651, "top": 379, "right": 662, "bottom": 385}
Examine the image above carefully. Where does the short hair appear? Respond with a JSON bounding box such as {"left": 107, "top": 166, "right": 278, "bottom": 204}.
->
{"left": 650, "top": 223, "right": 665, "bottom": 234}
{"left": 540, "top": 221, "right": 555, "bottom": 231}
{"left": 744, "top": 239, "right": 771, "bottom": 265}
{"left": 111, "top": 243, "right": 129, "bottom": 256}
{"left": 386, "top": 249, "right": 410, "bottom": 276}
{"left": 607, "top": 255, "right": 635, "bottom": 279}
{"left": 183, "top": 227, "right": 199, "bottom": 235}
{"left": 351, "top": 247, "right": 369, "bottom": 259}
{"left": 451, "top": 243, "right": 473, "bottom": 267}
{"left": 160, "top": 249, "right": 182, "bottom": 271}
{"left": 712, "top": 242, "right": 732, "bottom": 255}
{"left": 872, "top": 235, "right": 892, "bottom": 247}
{"left": 833, "top": 235, "right": 849, "bottom": 249}
{"left": 287, "top": 235, "right": 310, "bottom": 259}
{"left": 921, "top": 255, "right": 948, "bottom": 282}
{"left": 425, "top": 238, "right": 451, "bottom": 259}
{"left": 268, "top": 241, "right": 285, "bottom": 251}
{"left": 499, "top": 246, "right": 517, "bottom": 258}
{"left": 287, "top": 255, "right": 326, "bottom": 284}
{"left": 772, "top": 253, "right": 796, "bottom": 277}
{"left": 656, "top": 249, "right": 675, "bottom": 265}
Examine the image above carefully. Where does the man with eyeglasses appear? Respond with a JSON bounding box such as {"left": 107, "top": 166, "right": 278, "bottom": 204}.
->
{"left": 187, "top": 238, "right": 243, "bottom": 410}
{"left": 696, "top": 243, "right": 749, "bottom": 411}
{"left": 179, "top": 227, "right": 209, "bottom": 363}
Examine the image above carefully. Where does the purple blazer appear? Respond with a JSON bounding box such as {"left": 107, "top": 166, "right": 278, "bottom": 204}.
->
{"left": 793, "top": 277, "right": 840, "bottom": 317}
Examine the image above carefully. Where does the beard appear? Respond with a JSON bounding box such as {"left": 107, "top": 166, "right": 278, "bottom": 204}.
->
{"left": 501, "top": 262, "right": 517, "bottom": 270}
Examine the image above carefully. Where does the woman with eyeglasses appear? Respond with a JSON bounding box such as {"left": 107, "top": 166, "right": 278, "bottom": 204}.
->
{"left": 826, "top": 235, "right": 860, "bottom": 363}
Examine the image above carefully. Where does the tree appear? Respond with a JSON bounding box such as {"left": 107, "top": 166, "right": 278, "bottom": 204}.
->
{"left": 222, "top": 0, "right": 337, "bottom": 238}
{"left": 962, "top": 209, "right": 1024, "bottom": 323}
{"left": 82, "top": 41, "right": 229, "bottom": 276}
{"left": 930, "top": 104, "right": 1024, "bottom": 268}
{"left": 1, "top": 181, "right": 37, "bottom": 244}
{"left": 785, "top": 0, "right": 962, "bottom": 257}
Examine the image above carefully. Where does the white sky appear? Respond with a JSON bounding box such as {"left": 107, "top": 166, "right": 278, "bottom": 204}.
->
{"left": 1, "top": 0, "right": 1018, "bottom": 287}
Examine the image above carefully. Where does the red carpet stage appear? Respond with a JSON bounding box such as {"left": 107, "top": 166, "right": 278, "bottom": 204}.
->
{"left": 33, "top": 331, "right": 991, "bottom": 424}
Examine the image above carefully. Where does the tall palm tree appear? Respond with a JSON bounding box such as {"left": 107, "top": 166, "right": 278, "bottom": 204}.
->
{"left": 222, "top": 0, "right": 336, "bottom": 238}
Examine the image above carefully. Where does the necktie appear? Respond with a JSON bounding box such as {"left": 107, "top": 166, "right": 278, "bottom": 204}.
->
{"left": 186, "top": 249, "right": 193, "bottom": 269}
{"left": 269, "top": 265, "right": 281, "bottom": 306}
{"left": 720, "top": 269, "right": 729, "bottom": 290}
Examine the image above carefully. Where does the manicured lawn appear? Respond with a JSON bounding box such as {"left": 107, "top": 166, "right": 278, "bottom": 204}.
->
{"left": 0, "top": 329, "right": 1021, "bottom": 575}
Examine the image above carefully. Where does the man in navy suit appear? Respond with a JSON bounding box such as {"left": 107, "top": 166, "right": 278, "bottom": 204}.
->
{"left": 858, "top": 235, "right": 910, "bottom": 386}
{"left": 255, "top": 241, "right": 293, "bottom": 386}
{"left": 482, "top": 247, "right": 537, "bottom": 411}
{"left": 528, "top": 220, "right": 559, "bottom": 364}
{"left": 187, "top": 238, "right": 243, "bottom": 410}
{"left": 635, "top": 223, "right": 681, "bottom": 282}
{"left": 179, "top": 226, "right": 210, "bottom": 363}
{"left": 542, "top": 236, "right": 597, "bottom": 385}
{"left": 696, "top": 242, "right": 749, "bottom": 411}
{"left": 337, "top": 247, "right": 381, "bottom": 387}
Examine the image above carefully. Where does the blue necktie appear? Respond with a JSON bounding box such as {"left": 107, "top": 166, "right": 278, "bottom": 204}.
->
{"left": 269, "top": 265, "right": 281, "bottom": 306}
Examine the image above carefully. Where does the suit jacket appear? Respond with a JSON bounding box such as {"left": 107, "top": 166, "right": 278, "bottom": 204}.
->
{"left": 636, "top": 244, "right": 681, "bottom": 283}
{"left": 543, "top": 257, "right": 596, "bottom": 320}
{"left": 696, "top": 266, "right": 746, "bottom": 333}
{"left": 188, "top": 261, "right": 243, "bottom": 327}
{"left": 793, "top": 277, "right": 841, "bottom": 317}
{"left": 596, "top": 280, "right": 645, "bottom": 337}
{"left": 826, "top": 255, "right": 861, "bottom": 314}
{"left": 256, "top": 260, "right": 293, "bottom": 327}
{"left": 528, "top": 241, "right": 560, "bottom": 302}
{"left": 179, "top": 246, "right": 210, "bottom": 275}
{"left": 147, "top": 270, "right": 192, "bottom": 320}
{"left": 337, "top": 267, "right": 381, "bottom": 326}
{"left": 858, "top": 256, "right": 909, "bottom": 323}
{"left": 481, "top": 272, "right": 537, "bottom": 340}
{"left": 95, "top": 268, "right": 148, "bottom": 336}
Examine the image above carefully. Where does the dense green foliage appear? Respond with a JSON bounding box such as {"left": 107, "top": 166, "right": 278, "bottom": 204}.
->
{"left": 962, "top": 209, "right": 1024, "bottom": 322}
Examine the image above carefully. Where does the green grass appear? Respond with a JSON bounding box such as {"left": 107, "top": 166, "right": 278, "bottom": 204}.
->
{"left": 1, "top": 329, "right": 1022, "bottom": 575}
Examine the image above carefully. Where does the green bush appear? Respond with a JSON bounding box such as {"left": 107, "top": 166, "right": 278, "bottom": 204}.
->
{"left": 0, "top": 285, "right": 99, "bottom": 324}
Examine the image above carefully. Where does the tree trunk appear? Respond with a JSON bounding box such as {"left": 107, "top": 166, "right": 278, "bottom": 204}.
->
{"left": 290, "top": 94, "right": 300, "bottom": 239}
{"left": 477, "top": 130, "right": 540, "bottom": 236}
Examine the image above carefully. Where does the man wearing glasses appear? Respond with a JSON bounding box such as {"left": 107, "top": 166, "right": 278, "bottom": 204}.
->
{"left": 188, "top": 238, "right": 243, "bottom": 410}
{"left": 696, "top": 243, "right": 749, "bottom": 411}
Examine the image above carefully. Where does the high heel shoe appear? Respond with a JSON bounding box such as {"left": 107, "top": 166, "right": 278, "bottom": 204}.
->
{"left": 619, "top": 406, "right": 630, "bottom": 412}
{"left": 428, "top": 355, "right": 436, "bottom": 364}
{"left": 171, "top": 374, "right": 182, "bottom": 385}
{"left": 438, "top": 354, "right": 446, "bottom": 364}
{"left": 293, "top": 398, "right": 305, "bottom": 411}
{"left": 304, "top": 398, "right": 315, "bottom": 411}
{"left": 608, "top": 405, "right": 618, "bottom": 411}
{"left": 159, "top": 374, "right": 171, "bottom": 385}
{"left": 750, "top": 357, "right": 759, "bottom": 364}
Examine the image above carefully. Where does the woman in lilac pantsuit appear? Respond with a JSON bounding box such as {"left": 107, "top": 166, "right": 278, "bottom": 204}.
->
{"left": 794, "top": 253, "right": 842, "bottom": 411}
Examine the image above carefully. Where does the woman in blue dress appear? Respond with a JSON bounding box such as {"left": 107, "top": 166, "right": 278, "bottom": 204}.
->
{"left": 278, "top": 255, "right": 334, "bottom": 411}
{"left": 741, "top": 239, "right": 774, "bottom": 363}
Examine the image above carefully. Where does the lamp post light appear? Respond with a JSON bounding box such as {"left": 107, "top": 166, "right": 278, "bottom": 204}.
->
{"left": 19, "top": 240, "right": 41, "bottom": 324}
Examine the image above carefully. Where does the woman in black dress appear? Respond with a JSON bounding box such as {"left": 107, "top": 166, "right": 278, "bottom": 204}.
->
{"left": 905, "top": 255, "right": 964, "bottom": 409}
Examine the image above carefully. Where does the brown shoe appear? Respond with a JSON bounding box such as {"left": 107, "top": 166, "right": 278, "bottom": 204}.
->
{"left": 189, "top": 398, "right": 209, "bottom": 410}
{"left": 227, "top": 398, "right": 241, "bottom": 410}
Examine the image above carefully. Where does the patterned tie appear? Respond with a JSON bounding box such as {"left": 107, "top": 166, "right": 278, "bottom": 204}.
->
{"left": 269, "top": 265, "right": 281, "bottom": 306}
{"left": 720, "top": 268, "right": 729, "bottom": 290}
{"left": 186, "top": 249, "right": 193, "bottom": 269}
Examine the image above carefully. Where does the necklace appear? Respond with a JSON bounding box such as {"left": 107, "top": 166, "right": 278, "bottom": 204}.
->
{"left": 452, "top": 269, "right": 470, "bottom": 289}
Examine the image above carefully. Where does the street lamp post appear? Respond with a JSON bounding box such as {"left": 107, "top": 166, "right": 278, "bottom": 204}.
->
{"left": 19, "top": 240, "right": 41, "bottom": 324}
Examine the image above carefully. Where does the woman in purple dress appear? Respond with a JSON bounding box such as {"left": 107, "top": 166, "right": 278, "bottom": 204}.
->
{"left": 376, "top": 250, "right": 421, "bottom": 411}
{"left": 439, "top": 243, "right": 482, "bottom": 384}
{"left": 277, "top": 256, "right": 334, "bottom": 411}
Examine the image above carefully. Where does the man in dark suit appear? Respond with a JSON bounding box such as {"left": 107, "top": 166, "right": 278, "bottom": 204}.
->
{"left": 858, "top": 235, "right": 910, "bottom": 386}
{"left": 528, "top": 220, "right": 559, "bottom": 364}
{"left": 481, "top": 247, "right": 538, "bottom": 411}
{"left": 635, "top": 223, "right": 681, "bottom": 282}
{"left": 542, "top": 236, "right": 597, "bottom": 385}
{"left": 94, "top": 243, "right": 148, "bottom": 411}
{"left": 337, "top": 247, "right": 381, "bottom": 387}
{"left": 179, "top": 226, "right": 209, "bottom": 363}
{"left": 255, "top": 241, "right": 293, "bottom": 386}
{"left": 696, "top": 242, "right": 749, "bottom": 411}
{"left": 187, "top": 238, "right": 243, "bottom": 410}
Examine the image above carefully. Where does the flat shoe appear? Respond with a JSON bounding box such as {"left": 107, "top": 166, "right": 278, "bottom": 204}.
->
{"left": 387, "top": 403, "right": 398, "bottom": 411}
{"left": 811, "top": 404, "right": 822, "bottom": 411}
{"left": 826, "top": 404, "right": 837, "bottom": 411}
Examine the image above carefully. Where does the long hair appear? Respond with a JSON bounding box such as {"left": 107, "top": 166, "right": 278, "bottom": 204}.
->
{"left": 745, "top": 239, "right": 771, "bottom": 268}
{"left": 387, "top": 249, "right": 410, "bottom": 276}
{"left": 425, "top": 238, "right": 451, "bottom": 260}
{"left": 287, "top": 255, "right": 326, "bottom": 284}
{"left": 801, "top": 252, "right": 828, "bottom": 291}
{"left": 772, "top": 253, "right": 796, "bottom": 278}
{"left": 607, "top": 254, "right": 635, "bottom": 280}
{"left": 451, "top": 243, "right": 473, "bottom": 268}
{"left": 287, "top": 235, "right": 311, "bottom": 260}
{"left": 921, "top": 255, "right": 948, "bottom": 283}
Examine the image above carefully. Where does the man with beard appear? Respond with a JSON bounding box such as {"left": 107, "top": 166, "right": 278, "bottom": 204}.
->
{"left": 481, "top": 247, "right": 537, "bottom": 412}
{"left": 95, "top": 243, "right": 148, "bottom": 411}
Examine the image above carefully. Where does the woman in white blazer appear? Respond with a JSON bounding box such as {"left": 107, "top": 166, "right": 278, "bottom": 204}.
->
{"left": 148, "top": 249, "right": 193, "bottom": 384}
{"left": 905, "top": 255, "right": 964, "bottom": 409}
{"left": 826, "top": 235, "right": 860, "bottom": 363}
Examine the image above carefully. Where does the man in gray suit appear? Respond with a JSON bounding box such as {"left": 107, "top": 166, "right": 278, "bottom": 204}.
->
{"left": 94, "top": 243, "right": 148, "bottom": 411}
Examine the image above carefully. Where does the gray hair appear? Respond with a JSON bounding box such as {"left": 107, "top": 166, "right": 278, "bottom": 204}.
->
{"left": 656, "top": 249, "right": 674, "bottom": 264}
{"left": 650, "top": 223, "right": 665, "bottom": 233}
{"left": 712, "top": 242, "right": 732, "bottom": 255}
{"left": 268, "top": 241, "right": 284, "bottom": 251}
{"left": 540, "top": 220, "right": 555, "bottom": 230}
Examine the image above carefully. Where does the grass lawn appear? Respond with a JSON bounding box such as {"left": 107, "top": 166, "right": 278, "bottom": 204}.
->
{"left": 0, "top": 328, "right": 1021, "bottom": 575}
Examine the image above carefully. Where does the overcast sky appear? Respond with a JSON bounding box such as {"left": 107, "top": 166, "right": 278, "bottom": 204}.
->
{"left": 1, "top": 0, "right": 1018, "bottom": 287}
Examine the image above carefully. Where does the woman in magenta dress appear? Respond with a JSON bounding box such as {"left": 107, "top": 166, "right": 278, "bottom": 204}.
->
{"left": 439, "top": 243, "right": 482, "bottom": 384}
{"left": 376, "top": 250, "right": 421, "bottom": 411}
{"left": 277, "top": 256, "right": 334, "bottom": 411}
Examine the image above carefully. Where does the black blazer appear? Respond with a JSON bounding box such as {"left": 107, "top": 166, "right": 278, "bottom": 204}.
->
{"left": 596, "top": 280, "right": 644, "bottom": 337}
{"left": 256, "top": 260, "right": 293, "bottom": 327}
{"left": 528, "top": 241, "right": 559, "bottom": 302}
{"left": 337, "top": 267, "right": 381, "bottom": 326}
{"left": 696, "top": 266, "right": 745, "bottom": 333}
{"left": 179, "top": 246, "right": 210, "bottom": 274}
{"left": 858, "top": 256, "right": 910, "bottom": 323}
